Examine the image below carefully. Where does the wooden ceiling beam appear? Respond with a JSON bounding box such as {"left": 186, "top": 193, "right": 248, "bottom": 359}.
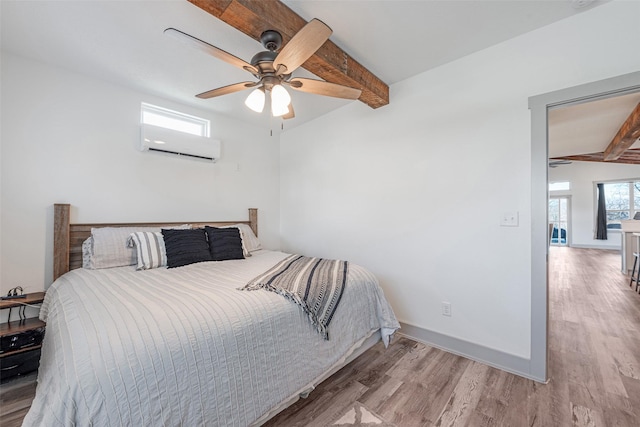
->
{"left": 187, "top": 0, "right": 389, "bottom": 109}
{"left": 552, "top": 148, "right": 640, "bottom": 165}
{"left": 603, "top": 102, "right": 640, "bottom": 161}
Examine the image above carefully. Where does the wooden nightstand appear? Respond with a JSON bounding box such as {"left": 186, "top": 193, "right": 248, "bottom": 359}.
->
{"left": 0, "top": 292, "right": 46, "bottom": 382}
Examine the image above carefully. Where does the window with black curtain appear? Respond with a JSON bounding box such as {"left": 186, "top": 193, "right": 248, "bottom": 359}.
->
{"left": 596, "top": 183, "right": 608, "bottom": 240}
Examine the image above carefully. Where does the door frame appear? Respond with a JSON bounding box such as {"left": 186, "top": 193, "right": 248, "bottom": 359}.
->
{"left": 528, "top": 71, "right": 640, "bottom": 382}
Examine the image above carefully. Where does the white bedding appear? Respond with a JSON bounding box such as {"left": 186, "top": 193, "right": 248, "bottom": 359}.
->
{"left": 24, "top": 250, "right": 399, "bottom": 426}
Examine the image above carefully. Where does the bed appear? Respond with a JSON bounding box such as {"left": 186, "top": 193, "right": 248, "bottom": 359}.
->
{"left": 23, "top": 204, "right": 399, "bottom": 426}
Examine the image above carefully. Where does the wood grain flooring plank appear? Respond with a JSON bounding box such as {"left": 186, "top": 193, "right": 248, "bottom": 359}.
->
{"left": 601, "top": 405, "right": 639, "bottom": 427}
{"left": 570, "top": 402, "right": 603, "bottom": 427}
{"left": 567, "top": 380, "right": 637, "bottom": 426}
{"left": 355, "top": 336, "right": 419, "bottom": 388}
{"left": 555, "top": 348, "right": 601, "bottom": 398}
{"left": 527, "top": 375, "right": 572, "bottom": 427}
{"left": 434, "top": 362, "right": 489, "bottom": 426}
{"left": 0, "top": 408, "right": 30, "bottom": 427}
{"left": 551, "top": 320, "right": 591, "bottom": 354}
{"left": 377, "top": 352, "right": 471, "bottom": 425}
{"left": 473, "top": 367, "right": 531, "bottom": 426}
{"left": 465, "top": 409, "right": 496, "bottom": 427}
{"left": 376, "top": 380, "right": 436, "bottom": 426}
{"left": 0, "top": 373, "right": 38, "bottom": 425}
{"left": 606, "top": 335, "right": 640, "bottom": 380}
{"left": 319, "top": 337, "right": 417, "bottom": 395}
{"left": 587, "top": 328, "right": 629, "bottom": 398}
{"left": 617, "top": 375, "right": 640, "bottom": 420}
{"left": 357, "top": 374, "right": 403, "bottom": 411}
{"left": 303, "top": 380, "right": 369, "bottom": 427}
{"left": 263, "top": 379, "right": 368, "bottom": 427}
{"left": 385, "top": 341, "right": 438, "bottom": 380}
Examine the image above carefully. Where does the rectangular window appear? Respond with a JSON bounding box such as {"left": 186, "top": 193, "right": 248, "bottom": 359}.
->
{"left": 549, "top": 181, "right": 570, "bottom": 192}
{"left": 599, "top": 180, "right": 640, "bottom": 229}
{"left": 141, "top": 103, "right": 210, "bottom": 137}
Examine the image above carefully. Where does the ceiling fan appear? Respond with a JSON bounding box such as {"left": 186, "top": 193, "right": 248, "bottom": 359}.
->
{"left": 549, "top": 160, "right": 573, "bottom": 168}
{"left": 165, "top": 19, "right": 362, "bottom": 119}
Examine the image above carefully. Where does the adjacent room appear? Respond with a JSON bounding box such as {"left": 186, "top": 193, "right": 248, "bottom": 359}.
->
{"left": 2, "top": 0, "right": 640, "bottom": 426}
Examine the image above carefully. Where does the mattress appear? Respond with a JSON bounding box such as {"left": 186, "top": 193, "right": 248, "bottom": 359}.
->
{"left": 23, "top": 250, "right": 399, "bottom": 426}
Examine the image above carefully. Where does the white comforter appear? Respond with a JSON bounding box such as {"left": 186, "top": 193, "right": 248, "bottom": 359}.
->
{"left": 23, "top": 250, "right": 399, "bottom": 426}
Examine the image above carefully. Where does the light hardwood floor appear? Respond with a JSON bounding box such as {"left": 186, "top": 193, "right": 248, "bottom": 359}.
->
{"left": 2, "top": 247, "right": 639, "bottom": 426}
{"left": 0, "top": 372, "right": 37, "bottom": 427}
{"left": 266, "top": 247, "right": 640, "bottom": 426}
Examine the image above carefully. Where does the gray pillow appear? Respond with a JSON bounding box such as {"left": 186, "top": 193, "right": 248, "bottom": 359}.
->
{"left": 127, "top": 231, "right": 167, "bottom": 270}
{"left": 86, "top": 224, "right": 190, "bottom": 269}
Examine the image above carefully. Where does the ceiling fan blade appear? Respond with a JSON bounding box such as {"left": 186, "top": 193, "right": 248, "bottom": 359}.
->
{"left": 274, "top": 19, "right": 332, "bottom": 76}
{"left": 288, "top": 78, "right": 361, "bottom": 100}
{"left": 196, "top": 81, "right": 257, "bottom": 99}
{"left": 165, "top": 28, "right": 259, "bottom": 76}
{"left": 283, "top": 102, "right": 295, "bottom": 120}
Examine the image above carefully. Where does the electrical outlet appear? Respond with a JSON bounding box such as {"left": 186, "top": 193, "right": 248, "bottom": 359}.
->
{"left": 442, "top": 302, "right": 451, "bottom": 317}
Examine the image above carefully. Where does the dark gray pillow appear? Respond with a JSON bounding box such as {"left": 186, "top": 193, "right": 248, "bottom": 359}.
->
{"left": 161, "top": 228, "right": 212, "bottom": 268}
{"left": 205, "top": 226, "right": 245, "bottom": 261}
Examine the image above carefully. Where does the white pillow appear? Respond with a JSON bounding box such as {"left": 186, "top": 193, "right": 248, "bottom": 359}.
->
{"left": 89, "top": 227, "right": 160, "bottom": 269}
{"left": 86, "top": 224, "right": 190, "bottom": 269}
{"left": 235, "top": 223, "right": 261, "bottom": 252}
{"left": 127, "top": 232, "right": 167, "bottom": 270}
{"left": 239, "top": 231, "right": 251, "bottom": 257}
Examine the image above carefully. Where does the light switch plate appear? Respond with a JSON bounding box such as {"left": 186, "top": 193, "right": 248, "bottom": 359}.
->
{"left": 501, "top": 211, "right": 519, "bottom": 227}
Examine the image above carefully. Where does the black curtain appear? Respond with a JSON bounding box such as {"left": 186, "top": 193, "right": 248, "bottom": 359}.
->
{"left": 596, "top": 183, "right": 608, "bottom": 240}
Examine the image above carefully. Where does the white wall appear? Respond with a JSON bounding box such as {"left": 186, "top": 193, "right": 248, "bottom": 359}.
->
{"left": 280, "top": 0, "right": 640, "bottom": 363}
{"left": 549, "top": 162, "right": 640, "bottom": 250}
{"left": 0, "top": 53, "right": 280, "bottom": 295}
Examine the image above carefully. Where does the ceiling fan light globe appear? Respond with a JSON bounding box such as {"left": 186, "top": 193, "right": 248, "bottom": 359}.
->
{"left": 245, "top": 88, "right": 265, "bottom": 113}
{"left": 272, "top": 102, "right": 289, "bottom": 117}
{"left": 271, "top": 84, "right": 291, "bottom": 107}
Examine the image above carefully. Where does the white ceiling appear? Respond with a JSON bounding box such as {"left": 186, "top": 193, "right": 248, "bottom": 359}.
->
{"left": 1, "top": 0, "right": 608, "bottom": 131}
{"left": 549, "top": 91, "right": 640, "bottom": 158}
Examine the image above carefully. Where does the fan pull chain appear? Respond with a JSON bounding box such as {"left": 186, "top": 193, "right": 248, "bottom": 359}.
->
{"left": 267, "top": 116, "right": 284, "bottom": 137}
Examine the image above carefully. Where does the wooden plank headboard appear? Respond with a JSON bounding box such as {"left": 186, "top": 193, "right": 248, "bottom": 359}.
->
{"left": 53, "top": 204, "right": 258, "bottom": 281}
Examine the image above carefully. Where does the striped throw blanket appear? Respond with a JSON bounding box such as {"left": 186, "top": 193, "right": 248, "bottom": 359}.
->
{"left": 241, "top": 255, "right": 348, "bottom": 339}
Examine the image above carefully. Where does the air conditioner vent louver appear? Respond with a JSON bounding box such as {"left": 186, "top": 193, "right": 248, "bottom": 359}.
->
{"left": 147, "top": 148, "right": 215, "bottom": 161}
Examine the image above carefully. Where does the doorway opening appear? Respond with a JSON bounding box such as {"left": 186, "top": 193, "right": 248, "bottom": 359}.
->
{"left": 529, "top": 71, "right": 640, "bottom": 382}
{"left": 549, "top": 196, "right": 570, "bottom": 246}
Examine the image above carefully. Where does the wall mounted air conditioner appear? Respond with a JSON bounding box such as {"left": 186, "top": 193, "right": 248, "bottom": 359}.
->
{"left": 140, "top": 124, "right": 221, "bottom": 162}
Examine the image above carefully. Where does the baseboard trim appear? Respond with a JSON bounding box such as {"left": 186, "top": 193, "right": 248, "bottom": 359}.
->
{"left": 398, "top": 322, "right": 545, "bottom": 383}
{"left": 569, "top": 244, "right": 620, "bottom": 251}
